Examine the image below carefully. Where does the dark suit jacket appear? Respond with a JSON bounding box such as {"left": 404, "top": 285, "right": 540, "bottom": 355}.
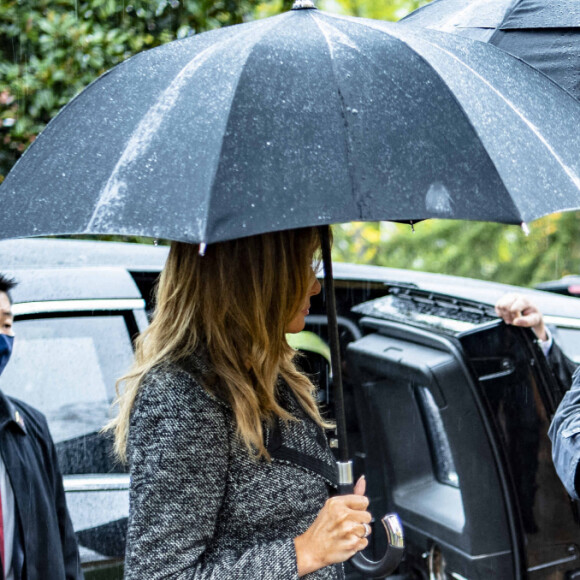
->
{"left": 546, "top": 339, "right": 577, "bottom": 399}
{"left": 0, "top": 391, "right": 82, "bottom": 580}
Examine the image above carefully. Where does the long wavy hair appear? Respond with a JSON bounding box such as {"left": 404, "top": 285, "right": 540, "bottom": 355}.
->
{"left": 108, "top": 227, "right": 332, "bottom": 462}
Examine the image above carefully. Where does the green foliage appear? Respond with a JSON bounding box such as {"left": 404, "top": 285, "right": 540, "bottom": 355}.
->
{"left": 319, "top": 0, "right": 428, "bottom": 21}
{"left": 0, "top": 0, "right": 263, "bottom": 180}
{"left": 333, "top": 214, "right": 580, "bottom": 287}
{"left": 254, "top": 0, "right": 293, "bottom": 18}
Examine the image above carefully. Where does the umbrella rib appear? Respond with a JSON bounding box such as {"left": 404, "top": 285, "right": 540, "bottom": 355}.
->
{"left": 440, "top": 0, "right": 517, "bottom": 34}
{"left": 86, "top": 43, "right": 221, "bottom": 231}
{"left": 335, "top": 15, "right": 580, "bottom": 215}
{"left": 487, "top": 0, "right": 519, "bottom": 43}
{"left": 201, "top": 13, "right": 294, "bottom": 244}
{"left": 311, "top": 13, "right": 361, "bottom": 220}
{"left": 326, "top": 15, "right": 515, "bottom": 216}
{"left": 318, "top": 13, "right": 521, "bottom": 223}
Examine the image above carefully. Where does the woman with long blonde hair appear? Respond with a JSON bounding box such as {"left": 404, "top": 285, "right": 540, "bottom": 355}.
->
{"left": 109, "top": 227, "right": 371, "bottom": 579}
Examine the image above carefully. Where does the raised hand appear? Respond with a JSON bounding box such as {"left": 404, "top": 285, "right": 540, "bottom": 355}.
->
{"left": 495, "top": 293, "right": 547, "bottom": 341}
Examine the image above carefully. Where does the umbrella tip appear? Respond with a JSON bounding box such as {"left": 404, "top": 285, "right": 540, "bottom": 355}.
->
{"left": 292, "top": 0, "right": 316, "bottom": 9}
{"left": 521, "top": 222, "right": 530, "bottom": 236}
{"left": 199, "top": 242, "right": 207, "bottom": 256}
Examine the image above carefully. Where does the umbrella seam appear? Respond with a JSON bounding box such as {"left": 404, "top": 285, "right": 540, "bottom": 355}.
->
{"left": 311, "top": 13, "right": 361, "bottom": 221}
{"left": 202, "top": 12, "right": 294, "bottom": 244}
{"left": 326, "top": 13, "right": 525, "bottom": 223}
{"left": 488, "top": 0, "right": 519, "bottom": 42}
{"left": 331, "top": 16, "right": 531, "bottom": 222}
{"left": 86, "top": 16, "right": 290, "bottom": 239}
{"left": 85, "top": 42, "right": 230, "bottom": 234}
{"left": 486, "top": 30, "right": 580, "bottom": 101}
{"left": 415, "top": 34, "right": 580, "bottom": 198}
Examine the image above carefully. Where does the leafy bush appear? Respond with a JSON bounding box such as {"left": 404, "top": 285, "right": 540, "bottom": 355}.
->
{"left": 0, "top": 0, "right": 263, "bottom": 180}
{"left": 333, "top": 213, "right": 580, "bottom": 287}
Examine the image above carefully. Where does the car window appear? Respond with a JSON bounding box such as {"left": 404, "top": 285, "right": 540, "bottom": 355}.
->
{"left": 0, "top": 315, "right": 134, "bottom": 444}
{"left": 553, "top": 326, "right": 580, "bottom": 363}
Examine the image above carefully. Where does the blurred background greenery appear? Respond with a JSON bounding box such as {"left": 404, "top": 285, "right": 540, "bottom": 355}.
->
{"left": 1, "top": 0, "right": 578, "bottom": 287}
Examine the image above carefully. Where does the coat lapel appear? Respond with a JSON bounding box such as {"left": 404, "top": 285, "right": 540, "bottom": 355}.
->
{"left": 179, "top": 351, "right": 338, "bottom": 488}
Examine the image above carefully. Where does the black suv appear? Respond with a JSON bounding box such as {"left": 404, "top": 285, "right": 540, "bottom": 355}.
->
{"left": 1, "top": 239, "right": 579, "bottom": 579}
{"left": 306, "top": 269, "right": 580, "bottom": 580}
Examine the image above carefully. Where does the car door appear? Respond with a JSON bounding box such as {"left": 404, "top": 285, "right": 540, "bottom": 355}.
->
{"left": 346, "top": 289, "right": 580, "bottom": 579}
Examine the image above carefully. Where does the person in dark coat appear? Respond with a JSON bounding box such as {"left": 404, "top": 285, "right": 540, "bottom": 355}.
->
{"left": 548, "top": 368, "right": 580, "bottom": 500}
{"left": 0, "top": 274, "right": 82, "bottom": 580}
{"left": 108, "top": 228, "right": 372, "bottom": 579}
{"left": 495, "top": 293, "right": 579, "bottom": 499}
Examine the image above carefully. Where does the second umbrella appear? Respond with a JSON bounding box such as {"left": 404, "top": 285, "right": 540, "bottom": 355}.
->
{"left": 402, "top": 0, "right": 580, "bottom": 101}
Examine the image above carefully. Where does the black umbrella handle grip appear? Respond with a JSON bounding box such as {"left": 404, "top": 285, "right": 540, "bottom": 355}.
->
{"left": 338, "top": 464, "right": 405, "bottom": 579}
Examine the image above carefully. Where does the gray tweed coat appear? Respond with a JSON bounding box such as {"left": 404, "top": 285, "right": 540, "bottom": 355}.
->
{"left": 124, "top": 351, "right": 343, "bottom": 579}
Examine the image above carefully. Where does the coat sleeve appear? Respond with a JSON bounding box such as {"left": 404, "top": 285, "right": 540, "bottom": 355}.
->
{"left": 548, "top": 367, "right": 580, "bottom": 500}
{"left": 44, "top": 418, "right": 84, "bottom": 579}
{"left": 124, "top": 370, "right": 300, "bottom": 580}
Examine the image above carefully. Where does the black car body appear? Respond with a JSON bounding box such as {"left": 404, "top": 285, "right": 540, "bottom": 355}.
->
{"left": 1, "top": 239, "right": 579, "bottom": 579}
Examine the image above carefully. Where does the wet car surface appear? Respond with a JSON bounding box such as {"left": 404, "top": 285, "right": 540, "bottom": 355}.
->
{"left": 536, "top": 275, "right": 580, "bottom": 299}
{"left": 1, "top": 238, "right": 579, "bottom": 579}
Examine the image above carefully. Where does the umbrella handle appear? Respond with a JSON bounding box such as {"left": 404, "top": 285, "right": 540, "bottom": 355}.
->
{"left": 338, "top": 463, "right": 405, "bottom": 579}
{"left": 320, "top": 225, "right": 405, "bottom": 577}
{"left": 349, "top": 514, "right": 405, "bottom": 578}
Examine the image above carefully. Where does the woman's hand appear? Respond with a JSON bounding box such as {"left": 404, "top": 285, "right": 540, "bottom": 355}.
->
{"left": 294, "top": 476, "right": 371, "bottom": 577}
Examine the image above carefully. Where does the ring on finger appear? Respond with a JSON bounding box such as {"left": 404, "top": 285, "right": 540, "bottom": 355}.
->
{"left": 362, "top": 523, "right": 371, "bottom": 538}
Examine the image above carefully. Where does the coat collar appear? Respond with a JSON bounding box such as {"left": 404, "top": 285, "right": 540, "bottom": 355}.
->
{"left": 178, "top": 347, "right": 215, "bottom": 382}
{"left": 0, "top": 390, "right": 27, "bottom": 434}
{"left": 178, "top": 348, "right": 228, "bottom": 394}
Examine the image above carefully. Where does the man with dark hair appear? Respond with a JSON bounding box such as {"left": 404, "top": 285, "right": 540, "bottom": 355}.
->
{"left": 495, "top": 293, "right": 579, "bottom": 500}
{"left": 0, "top": 274, "right": 82, "bottom": 579}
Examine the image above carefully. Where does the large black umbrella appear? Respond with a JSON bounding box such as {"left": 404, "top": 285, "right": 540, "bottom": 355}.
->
{"left": 1, "top": 5, "right": 580, "bottom": 242}
{"left": 2, "top": 3, "right": 580, "bottom": 576}
{"left": 402, "top": 0, "right": 580, "bottom": 101}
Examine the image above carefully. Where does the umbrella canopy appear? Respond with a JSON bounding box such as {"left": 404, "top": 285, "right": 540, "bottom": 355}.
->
{"left": 1, "top": 7, "right": 580, "bottom": 243}
{"left": 402, "top": 0, "right": 580, "bottom": 101}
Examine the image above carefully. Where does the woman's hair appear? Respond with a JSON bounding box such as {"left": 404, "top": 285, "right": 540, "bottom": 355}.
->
{"left": 108, "top": 227, "right": 332, "bottom": 462}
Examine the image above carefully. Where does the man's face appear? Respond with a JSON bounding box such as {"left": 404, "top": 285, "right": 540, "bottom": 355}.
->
{"left": 0, "top": 292, "right": 14, "bottom": 337}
